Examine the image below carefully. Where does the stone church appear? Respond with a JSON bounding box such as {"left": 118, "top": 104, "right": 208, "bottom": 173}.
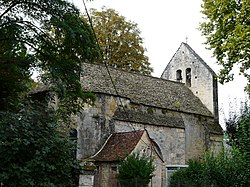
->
{"left": 77, "top": 42, "right": 223, "bottom": 186}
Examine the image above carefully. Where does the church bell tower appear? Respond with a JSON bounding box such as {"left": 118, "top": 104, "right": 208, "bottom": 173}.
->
{"left": 161, "top": 42, "right": 219, "bottom": 121}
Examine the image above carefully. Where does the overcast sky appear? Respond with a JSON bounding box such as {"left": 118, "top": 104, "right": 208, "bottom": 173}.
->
{"left": 72, "top": 0, "right": 248, "bottom": 126}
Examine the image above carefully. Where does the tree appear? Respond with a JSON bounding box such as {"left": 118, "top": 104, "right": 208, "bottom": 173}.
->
{"left": 0, "top": 103, "right": 79, "bottom": 186}
{"left": 225, "top": 102, "right": 250, "bottom": 150}
{"left": 169, "top": 103, "right": 250, "bottom": 187}
{"left": 200, "top": 0, "right": 250, "bottom": 92}
{"left": 118, "top": 153, "right": 155, "bottom": 187}
{"left": 237, "top": 109, "right": 250, "bottom": 156}
{"left": 84, "top": 7, "right": 153, "bottom": 75}
{"left": 0, "top": 0, "right": 99, "bottom": 186}
{"left": 169, "top": 150, "right": 249, "bottom": 187}
{"left": 0, "top": 0, "right": 99, "bottom": 113}
{"left": 225, "top": 103, "right": 250, "bottom": 157}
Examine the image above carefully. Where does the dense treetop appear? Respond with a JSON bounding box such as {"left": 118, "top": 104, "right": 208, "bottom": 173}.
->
{"left": 84, "top": 7, "right": 153, "bottom": 75}
{"left": 0, "top": 0, "right": 99, "bottom": 185}
{"left": 200, "top": 0, "right": 250, "bottom": 93}
{"left": 0, "top": 0, "right": 99, "bottom": 113}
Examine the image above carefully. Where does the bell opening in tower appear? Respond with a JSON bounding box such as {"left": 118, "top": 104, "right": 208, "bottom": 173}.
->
{"left": 186, "top": 68, "right": 191, "bottom": 87}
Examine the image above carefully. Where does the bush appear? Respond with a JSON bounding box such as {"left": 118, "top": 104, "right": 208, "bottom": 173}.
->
{"left": 0, "top": 105, "right": 79, "bottom": 186}
{"left": 169, "top": 148, "right": 249, "bottom": 187}
{"left": 170, "top": 103, "right": 250, "bottom": 187}
{"left": 169, "top": 159, "right": 207, "bottom": 187}
{"left": 118, "top": 153, "right": 155, "bottom": 187}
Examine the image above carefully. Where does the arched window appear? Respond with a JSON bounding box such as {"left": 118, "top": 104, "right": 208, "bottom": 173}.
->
{"left": 176, "top": 69, "right": 182, "bottom": 82}
{"left": 186, "top": 68, "right": 191, "bottom": 87}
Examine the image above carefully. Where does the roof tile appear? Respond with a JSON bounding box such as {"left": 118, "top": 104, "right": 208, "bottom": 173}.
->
{"left": 91, "top": 130, "right": 144, "bottom": 161}
{"left": 81, "top": 62, "right": 213, "bottom": 117}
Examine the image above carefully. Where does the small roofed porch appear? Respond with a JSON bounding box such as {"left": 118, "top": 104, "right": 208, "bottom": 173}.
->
{"left": 79, "top": 129, "right": 165, "bottom": 187}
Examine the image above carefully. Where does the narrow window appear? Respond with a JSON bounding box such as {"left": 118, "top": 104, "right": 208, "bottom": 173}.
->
{"left": 176, "top": 70, "right": 182, "bottom": 82}
{"left": 110, "top": 165, "right": 117, "bottom": 172}
{"left": 186, "top": 68, "right": 191, "bottom": 87}
{"left": 69, "top": 128, "right": 77, "bottom": 158}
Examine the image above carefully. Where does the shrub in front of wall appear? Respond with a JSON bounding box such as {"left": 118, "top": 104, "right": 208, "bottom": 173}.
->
{"left": 118, "top": 153, "right": 155, "bottom": 187}
{"left": 169, "top": 148, "right": 250, "bottom": 187}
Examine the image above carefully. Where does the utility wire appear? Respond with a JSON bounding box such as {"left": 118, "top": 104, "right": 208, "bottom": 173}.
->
{"left": 82, "top": 0, "right": 151, "bottom": 148}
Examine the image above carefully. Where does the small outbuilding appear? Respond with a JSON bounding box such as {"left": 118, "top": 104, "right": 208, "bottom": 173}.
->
{"left": 83, "top": 130, "right": 165, "bottom": 187}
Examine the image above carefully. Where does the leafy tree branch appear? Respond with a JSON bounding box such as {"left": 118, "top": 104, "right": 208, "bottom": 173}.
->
{"left": 200, "top": 0, "right": 250, "bottom": 93}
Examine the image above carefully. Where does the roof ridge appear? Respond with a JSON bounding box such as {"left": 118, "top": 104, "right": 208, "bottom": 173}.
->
{"left": 113, "top": 129, "right": 145, "bottom": 135}
{"left": 90, "top": 130, "right": 145, "bottom": 161}
{"left": 160, "top": 43, "right": 183, "bottom": 78}
{"left": 90, "top": 133, "right": 113, "bottom": 159}
{"left": 83, "top": 61, "right": 185, "bottom": 85}
{"left": 182, "top": 42, "right": 216, "bottom": 76}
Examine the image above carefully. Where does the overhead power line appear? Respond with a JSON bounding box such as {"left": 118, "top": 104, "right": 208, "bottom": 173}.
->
{"left": 81, "top": 0, "right": 151, "bottom": 147}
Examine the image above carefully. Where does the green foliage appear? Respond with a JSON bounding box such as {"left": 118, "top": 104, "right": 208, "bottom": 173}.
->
{"left": 225, "top": 112, "right": 240, "bottom": 146}
{"left": 118, "top": 153, "right": 155, "bottom": 187}
{"left": 169, "top": 160, "right": 205, "bottom": 187}
{"left": 0, "top": 22, "right": 34, "bottom": 110}
{"left": 84, "top": 7, "right": 153, "bottom": 75}
{"left": 200, "top": 0, "right": 250, "bottom": 93}
{"left": 225, "top": 103, "right": 250, "bottom": 172}
{"left": 147, "top": 107, "right": 155, "bottom": 114}
{"left": 0, "top": 0, "right": 99, "bottom": 114}
{"left": 170, "top": 103, "right": 250, "bottom": 187}
{"left": 236, "top": 108, "right": 250, "bottom": 157}
{"left": 169, "top": 148, "right": 250, "bottom": 187}
{"left": 0, "top": 104, "right": 79, "bottom": 186}
{"left": 0, "top": 0, "right": 99, "bottom": 186}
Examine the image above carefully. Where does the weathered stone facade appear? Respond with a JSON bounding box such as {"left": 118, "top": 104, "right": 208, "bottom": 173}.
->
{"left": 77, "top": 94, "right": 222, "bottom": 164}
{"left": 77, "top": 43, "right": 223, "bottom": 186}
{"left": 161, "top": 43, "right": 219, "bottom": 121}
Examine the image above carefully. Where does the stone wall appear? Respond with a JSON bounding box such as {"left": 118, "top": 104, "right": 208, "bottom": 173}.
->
{"left": 77, "top": 93, "right": 222, "bottom": 164}
{"left": 181, "top": 113, "right": 207, "bottom": 161}
{"left": 93, "top": 162, "right": 118, "bottom": 187}
{"left": 210, "top": 134, "right": 223, "bottom": 154}
{"left": 115, "top": 121, "right": 185, "bottom": 165}
{"left": 132, "top": 131, "right": 165, "bottom": 187}
{"left": 77, "top": 94, "right": 118, "bottom": 159}
{"left": 161, "top": 43, "right": 219, "bottom": 120}
{"left": 79, "top": 173, "right": 94, "bottom": 187}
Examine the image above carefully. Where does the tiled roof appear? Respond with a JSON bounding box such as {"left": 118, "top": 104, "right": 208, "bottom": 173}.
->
{"left": 91, "top": 130, "right": 144, "bottom": 162}
{"left": 81, "top": 62, "right": 213, "bottom": 117}
{"left": 113, "top": 108, "right": 185, "bottom": 128}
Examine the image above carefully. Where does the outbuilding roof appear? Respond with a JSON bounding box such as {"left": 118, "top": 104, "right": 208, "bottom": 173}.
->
{"left": 91, "top": 130, "right": 144, "bottom": 162}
